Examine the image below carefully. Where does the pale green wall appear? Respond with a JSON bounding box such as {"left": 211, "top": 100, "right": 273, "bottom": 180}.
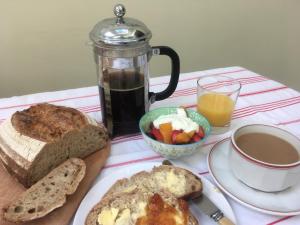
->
{"left": 0, "top": 0, "right": 299, "bottom": 97}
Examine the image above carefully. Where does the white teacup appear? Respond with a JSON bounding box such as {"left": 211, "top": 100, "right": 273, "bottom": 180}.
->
{"left": 229, "top": 124, "right": 300, "bottom": 192}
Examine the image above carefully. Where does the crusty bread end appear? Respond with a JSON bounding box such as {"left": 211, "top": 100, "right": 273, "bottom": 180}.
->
{"left": 3, "top": 158, "right": 86, "bottom": 223}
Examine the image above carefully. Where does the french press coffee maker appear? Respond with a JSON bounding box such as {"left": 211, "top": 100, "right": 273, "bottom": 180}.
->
{"left": 89, "top": 4, "right": 180, "bottom": 137}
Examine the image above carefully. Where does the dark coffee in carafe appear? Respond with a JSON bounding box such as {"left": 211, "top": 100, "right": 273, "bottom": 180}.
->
{"left": 99, "top": 70, "right": 147, "bottom": 137}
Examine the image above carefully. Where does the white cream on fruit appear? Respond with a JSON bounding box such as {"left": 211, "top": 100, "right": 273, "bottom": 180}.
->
{"left": 153, "top": 108, "right": 199, "bottom": 133}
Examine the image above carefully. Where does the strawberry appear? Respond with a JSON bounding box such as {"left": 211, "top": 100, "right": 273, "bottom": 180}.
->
{"left": 192, "top": 134, "right": 201, "bottom": 142}
{"left": 197, "top": 126, "right": 205, "bottom": 139}
{"left": 171, "top": 130, "right": 182, "bottom": 144}
{"left": 151, "top": 128, "right": 163, "bottom": 142}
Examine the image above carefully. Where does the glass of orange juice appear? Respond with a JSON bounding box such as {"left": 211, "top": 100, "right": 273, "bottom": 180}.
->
{"left": 197, "top": 75, "right": 241, "bottom": 134}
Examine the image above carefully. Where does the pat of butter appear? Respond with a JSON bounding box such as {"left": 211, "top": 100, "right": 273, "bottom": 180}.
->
{"left": 97, "top": 208, "right": 119, "bottom": 225}
{"left": 132, "top": 201, "right": 147, "bottom": 220}
{"left": 154, "top": 170, "right": 186, "bottom": 196}
{"left": 174, "top": 214, "right": 184, "bottom": 225}
{"left": 115, "top": 209, "right": 131, "bottom": 225}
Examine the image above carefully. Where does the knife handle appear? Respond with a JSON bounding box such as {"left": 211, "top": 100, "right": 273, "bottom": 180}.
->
{"left": 218, "top": 217, "right": 235, "bottom": 225}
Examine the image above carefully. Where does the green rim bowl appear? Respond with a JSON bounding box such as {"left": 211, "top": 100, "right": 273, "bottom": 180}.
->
{"left": 139, "top": 107, "right": 211, "bottom": 159}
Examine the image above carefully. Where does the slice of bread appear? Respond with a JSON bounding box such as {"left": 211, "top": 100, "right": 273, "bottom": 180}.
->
{"left": 0, "top": 103, "right": 108, "bottom": 187}
{"left": 3, "top": 158, "right": 86, "bottom": 223}
{"left": 105, "top": 165, "right": 202, "bottom": 200}
{"left": 85, "top": 190, "right": 199, "bottom": 225}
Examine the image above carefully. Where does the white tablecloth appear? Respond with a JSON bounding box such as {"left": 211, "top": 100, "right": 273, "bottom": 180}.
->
{"left": 1, "top": 66, "right": 299, "bottom": 225}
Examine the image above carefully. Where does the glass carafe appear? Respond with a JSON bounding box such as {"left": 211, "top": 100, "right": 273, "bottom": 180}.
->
{"left": 90, "top": 4, "right": 180, "bottom": 137}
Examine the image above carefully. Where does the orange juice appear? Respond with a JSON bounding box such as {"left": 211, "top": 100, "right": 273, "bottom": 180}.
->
{"left": 197, "top": 93, "right": 234, "bottom": 127}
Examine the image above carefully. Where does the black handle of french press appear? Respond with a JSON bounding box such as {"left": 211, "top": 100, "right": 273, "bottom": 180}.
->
{"left": 149, "top": 46, "right": 180, "bottom": 102}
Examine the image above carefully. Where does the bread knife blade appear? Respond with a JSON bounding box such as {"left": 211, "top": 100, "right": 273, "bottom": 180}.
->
{"left": 162, "top": 160, "right": 235, "bottom": 225}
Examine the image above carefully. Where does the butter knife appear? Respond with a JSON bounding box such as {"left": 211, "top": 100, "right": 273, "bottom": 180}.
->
{"left": 193, "top": 194, "right": 235, "bottom": 225}
{"left": 162, "top": 160, "right": 235, "bottom": 225}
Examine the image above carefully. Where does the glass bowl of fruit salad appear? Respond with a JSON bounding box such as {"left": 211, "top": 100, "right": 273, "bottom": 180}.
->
{"left": 139, "top": 107, "right": 211, "bottom": 159}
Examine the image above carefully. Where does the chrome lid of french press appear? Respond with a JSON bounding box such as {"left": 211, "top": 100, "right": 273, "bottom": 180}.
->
{"left": 89, "top": 4, "right": 152, "bottom": 46}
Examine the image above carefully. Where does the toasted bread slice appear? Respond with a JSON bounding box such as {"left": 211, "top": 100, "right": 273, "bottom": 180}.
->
{"left": 105, "top": 165, "right": 202, "bottom": 200}
{"left": 3, "top": 158, "right": 86, "bottom": 223}
{"left": 85, "top": 190, "right": 199, "bottom": 225}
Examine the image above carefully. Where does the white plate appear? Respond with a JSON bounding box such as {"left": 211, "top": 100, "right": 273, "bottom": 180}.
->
{"left": 73, "top": 161, "right": 237, "bottom": 225}
{"left": 208, "top": 138, "right": 300, "bottom": 216}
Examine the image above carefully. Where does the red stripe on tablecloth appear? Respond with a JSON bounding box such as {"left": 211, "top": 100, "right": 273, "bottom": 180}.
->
{"left": 170, "top": 76, "right": 267, "bottom": 98}
{"left": 232, "top": 97, "right": 300, "bottom": 117}
{"left": 112, "top": 133, "right": 141, "bottom": 141}
{"left": 103, "top": 155, "right": 163, "bottom": 169}
{"left": 266, "top": 216, "right": 294, "bottom": 225}
{"left": 112, "top": 136, "right": 143, "bottom": 145}
{"left": 277, "top": 118, "right": 300, "bottom": 126}
{"left": 0, "top": 69, "right": 246, "bottom": 111}
{"left": 0, "top": 93, "right": 99, "bottom": 110}
{"left": 233, "top": 96, "right": 300, "bottom": 115}
{"left": 104, "top": 139, "right": 223, "bottom": 170}
{"left": 185, "top": 95, "right": 300, "bottom": 112}
{"left": 201, "top": 76, "right": 266, "bottom": 90}
{"left": 233, "top": 100, "right": 300, "bottom": 120}
{"left": 150, "top": 68, "right": 247, "bottom": 87}
{"left": 239, "top": 86, "right": 288, "bottom": 97}
{"left": 171, "top": 85, "right": 287, "bottom": 99}
{"left": 232, "top": 101, "right": 300, "bottom": 119}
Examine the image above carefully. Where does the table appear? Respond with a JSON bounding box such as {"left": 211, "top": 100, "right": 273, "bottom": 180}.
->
{"left": 1, "top": 66, "right": 299, "bottom": 225}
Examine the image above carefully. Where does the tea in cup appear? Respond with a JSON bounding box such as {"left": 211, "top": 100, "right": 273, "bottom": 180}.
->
{"left": 230, "top": 124, "right": 300, "bottom": 192}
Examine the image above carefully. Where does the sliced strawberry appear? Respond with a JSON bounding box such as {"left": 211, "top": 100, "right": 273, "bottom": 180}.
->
{"left": 171, "top": 130, "right": 182, "bottom": 144}
{"left": 192, "top": 134, "right": 201, "bottom": 142}
{"left": 197, "top": 126, "right": 205, "bottom": 139}
{"left": 151, "top": 128, "right": 164, "bottom": 142}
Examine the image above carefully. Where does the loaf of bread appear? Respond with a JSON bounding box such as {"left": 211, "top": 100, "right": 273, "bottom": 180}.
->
{"left": 3, "top": 158, "right": 86, "bottom": 223}
{"left": 105, "top": 165, "right": 202, "bottom": 200}
{"left": 0, "top": 103, "right": 108, "bottom": 187}
{"left": 85, "top": 191, "right": 199, "bottom": 225}
{"left": 86, "top": 165, "right": 202, "bottom": 225}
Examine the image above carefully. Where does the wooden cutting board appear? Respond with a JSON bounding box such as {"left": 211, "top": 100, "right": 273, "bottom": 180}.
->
{"left": 0, "top": 142, "right": 111, "bottom": 225}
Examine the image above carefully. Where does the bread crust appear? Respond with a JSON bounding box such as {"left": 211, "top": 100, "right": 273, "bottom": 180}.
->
{"left": 0, "top": 144, "right": 29, "bottom": 185}
{"left": 0, "top": 103, "right": 108, "bottom": 187}
{"left": 3, "top": 158, "right": 86, "bottom": 223}
{"left": 11, "top": 103, "right": 88, "bottom": 142}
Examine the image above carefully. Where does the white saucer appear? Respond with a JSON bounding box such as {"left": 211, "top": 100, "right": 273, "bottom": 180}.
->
{"left": 208, "top": 138, "right": 300, "bottom": 216}
{"left": 73, "top": 161, "right": 237, "bottom": 225}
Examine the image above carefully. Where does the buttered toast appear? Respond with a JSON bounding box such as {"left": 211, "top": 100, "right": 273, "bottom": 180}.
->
{"left": 105, "top": 165, "right": 202, "bottom": 199}
{"left": 85, "top": 191, "right": 199, "bottom": 225}
{"left": 86, "top": 165, "right": 202, "bottom": 225}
